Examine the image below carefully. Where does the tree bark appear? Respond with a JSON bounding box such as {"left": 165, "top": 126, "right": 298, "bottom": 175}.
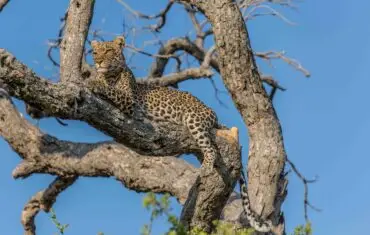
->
{"left": 179, "top": 0, "right": 287, "bottom": 231}
{"left": 60, "top": 0, "right": 94, "bottom": 83}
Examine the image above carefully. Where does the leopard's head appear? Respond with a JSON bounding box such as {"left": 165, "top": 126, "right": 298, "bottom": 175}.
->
{"left": 91, "top": 36, "right": 126, "bottom": 76}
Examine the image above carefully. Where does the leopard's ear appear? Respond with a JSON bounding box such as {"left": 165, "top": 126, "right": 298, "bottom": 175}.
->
{"left": 91, "top": 40, "right": 99, "bottom": 48}
{"left": 113, "top": 36, "right": 125, "bottom": 48}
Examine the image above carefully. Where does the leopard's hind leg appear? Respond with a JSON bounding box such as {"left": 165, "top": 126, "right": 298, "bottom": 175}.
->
{"left": 184, "top": 113, "right": 218, "bottom": 172}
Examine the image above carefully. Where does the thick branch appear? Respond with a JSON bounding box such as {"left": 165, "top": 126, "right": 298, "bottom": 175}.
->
{"left": 179, "top": 0, "right": 287, "bottom": 232}
{"left": 180, "top": 128, "right": 241, "bottom": 231}
{"left": 0, "top": 89, "right": 199, "bottom": 202}
{"left": 60, "top": 0, "right": 94, "bottom": 83}
{"left": 0, "top": 49, "right": 201, "bottom": 156}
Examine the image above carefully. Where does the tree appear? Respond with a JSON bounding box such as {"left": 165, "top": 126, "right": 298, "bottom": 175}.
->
{"left": 0, "top": 0, "right": 312, "bottom": 234}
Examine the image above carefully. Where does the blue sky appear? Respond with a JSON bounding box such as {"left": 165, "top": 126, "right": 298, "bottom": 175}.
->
{"left": 1, "top": 0, "right": 370, "bottom": 234}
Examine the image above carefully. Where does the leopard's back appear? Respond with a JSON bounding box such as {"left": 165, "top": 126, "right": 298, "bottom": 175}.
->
{"left": 136, "top": 84, "right": 217, "bottom": 128}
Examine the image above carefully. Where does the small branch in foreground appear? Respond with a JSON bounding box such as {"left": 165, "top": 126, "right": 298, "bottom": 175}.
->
{"left": 22, "top": 176, "right": 77, "bottom": 235}
{"left": 286, "top": 158, "right": 320, "bottom": 223}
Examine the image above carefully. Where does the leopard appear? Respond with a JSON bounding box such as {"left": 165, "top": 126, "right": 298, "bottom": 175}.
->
{"left": 89, "top": 36, "right": 218, "bottom": 171}
{"left": 88, "top": 36, "right": 273, "bottom": 233}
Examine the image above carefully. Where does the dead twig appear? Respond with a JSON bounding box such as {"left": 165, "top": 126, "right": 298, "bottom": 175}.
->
{"left": 116, "top": 0, "right": 174, "bottom": 32}
{"left": 256, "top": 51, "right": 310, "bottom": 77}
{"left": 286, "top": 158, "right": 321, "bottom": 223}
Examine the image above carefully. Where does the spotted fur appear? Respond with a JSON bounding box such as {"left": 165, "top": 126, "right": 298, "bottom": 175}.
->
{"left": 89, "top": 36, "right": 218, "bottom": 170}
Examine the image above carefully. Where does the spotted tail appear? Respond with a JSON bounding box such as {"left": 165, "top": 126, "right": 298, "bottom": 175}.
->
{"left": 239, "top": 172, "right": 273, "bottom": 233}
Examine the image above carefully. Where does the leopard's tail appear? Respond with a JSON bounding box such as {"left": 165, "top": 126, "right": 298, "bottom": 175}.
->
{"left": 239, "top": 172, "right": 273, "bottom": 233}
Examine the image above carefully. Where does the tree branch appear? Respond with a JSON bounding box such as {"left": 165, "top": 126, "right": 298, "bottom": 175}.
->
{"left": 60, "top": 0, "right": 95, "bottom": 83}
{"left": 0, "top": 49, "right": 199, "bottom": 156}
{"left": 22, "top": 176, "right": 78, "bottom": 235}
{"left": 117, "top": 0, "right": 174, "bottom": 32}
{"left": 0, "top": 0, "right": 10, "bottom": 12}
{"left": 286, "top": 158, "right": 320, "bottom": 223}
{"left": 142, "top": 46, "right": 216, "bottom": 86}
{"left": 148, "top": 37, "right": 290, "bottom": 91}
{"left": 256, "top": 51, "right": 310, "bottom": 77}
{"left": 141, "top": 67, "right": 213, "bottom": 86}
{"left": 149, "top": 37, "right": 219, "bottom": 78}
{"left": 178, "top": 0, "right": 287, "bottom": 232}
{"left": 46, "top": 10, "right": 68, "bottom": 68}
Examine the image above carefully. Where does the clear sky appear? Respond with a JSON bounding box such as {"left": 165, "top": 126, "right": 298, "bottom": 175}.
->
{"left": 1, "top": 0, "right": 370, "bottom": 234}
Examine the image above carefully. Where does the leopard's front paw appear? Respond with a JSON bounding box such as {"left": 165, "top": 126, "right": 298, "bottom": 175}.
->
{"left": 87, "top": 78, "right": 106, "bottom": 94}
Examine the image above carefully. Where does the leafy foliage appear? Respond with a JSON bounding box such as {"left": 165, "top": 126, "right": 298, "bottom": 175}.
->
{"left": 292, "top": 223, "right": 312, "bottom": 235}
{"left": 49, "top": 195, "right": 313, "bottom": 235}
{"left": 49, "top": 208, "right": 69, "bottom": 235}
{"left": 141, "top": 193, "right": 254, "bottom": 235}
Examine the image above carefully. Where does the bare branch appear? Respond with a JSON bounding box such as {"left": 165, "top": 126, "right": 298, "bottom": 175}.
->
{"left": 256, "top": 51, "right": 311, "bottom": 77}
{"left": 22, "top": 176, "right": 77, "bottom": 235}
{"left": 46, "top": 11, "right": 68, "bottom": 68}
{"left": 286, "top": 158, "right": 320, "bottom": 223}
{"left": 245, "top": 5, "right": 296, "bottom": 25}
{"left": 126, "top": 44, "right": 177, "bottom": 59}
{"left": 202, "top": 45, "right": 216, "bottom": 68}
{"left": 116, "top": 0, "right": 174, "bottom": 32}
{"left": 209, "top": 78, "right": 229, "bottom": 108}
{"left": 183, "top": 4, "right": 212, "bottom": 49}
{"left": 141, "top": 45, "right": 216, "bottom": 86}
{"left": 149, "top": 37, "right": 219, "bottom": 78}
{"left": 0, "top": 0, "right": 10, "bottom": 12}
{"left": 261, "top": 75, "right": 286, "bottom": 91}
{"left": 140, "top": 68, "right": 213, "bottom": 87}
{"left": 239, "top": 0, "right": 299, "bottom": 9}
{"left": 60, "top": 0, "right": 95, "bottom": 83}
